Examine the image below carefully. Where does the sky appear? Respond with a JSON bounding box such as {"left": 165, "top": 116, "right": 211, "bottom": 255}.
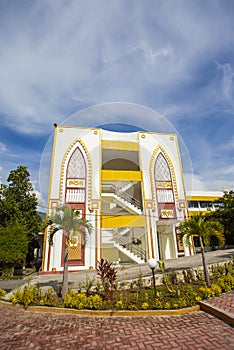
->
{"left": 0, "top": 0, "right": 233, "bottom": 211}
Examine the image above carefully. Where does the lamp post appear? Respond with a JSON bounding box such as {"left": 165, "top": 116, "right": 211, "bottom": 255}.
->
{"left": 148, "top": 258, "right": 157, "bottom": 298}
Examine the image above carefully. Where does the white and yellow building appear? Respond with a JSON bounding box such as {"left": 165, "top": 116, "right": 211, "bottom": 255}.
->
{"left": 186, "top": 191, "right": 223, "bottom": 216}
{"left": 42, "top": 125, "right": 193, "bottom": 273}
{"left": 186, "top": 191, "right": 223, "bottom": 250}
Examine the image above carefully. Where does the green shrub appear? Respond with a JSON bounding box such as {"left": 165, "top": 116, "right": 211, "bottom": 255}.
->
{"left": 211, "top": 284, "right": 222, "bottom": 297}
{"left": 63, "top": 291, "right": 103, "bottom": 310}
{"left": 178, "top": 299, "right": 188, "bottom": 309}
{"left": 40, "top": 288, "right": 62, "bottom": 307}
{"left": 63, "top": 291, "right": 88, "bottom": 309}
{"left": 199, "top": 284, "right": 222, "bottom": 299}
{"left": 217, "top": 274, "right": 234, "bottom": 292}
{"left": 9, "top": 284, "right": 41, "bottom": 308}
{"left": 116, "top": 300, "right": 124, "bottom": 310}
{"left": 164, "top": 301, "right": 171, "bottom": 309}
{"left": 154, "top": 299, "right": 163, "bottom": 309}
{"left": 141, "top": 302, "right": 149, "bottom": 310}
{"left": 199, "top": 286, "right": 213, "bottom": 299}
{"left": 127, "top": 303, "right": 138, "bottom": 311}
{"left": 212, "top": 264, "right": 226, "bottom": 278}
{"left": 225, "top": 262, "right": 233, "bottom": 275}
{"left": 0, "top": 288, "right": 6, "bottom": 298}
{"left": 87, "top": 294, "right": 103, "bottom": 309}
{"left": 217, "top": 265, "right": 226, "bottom": 276}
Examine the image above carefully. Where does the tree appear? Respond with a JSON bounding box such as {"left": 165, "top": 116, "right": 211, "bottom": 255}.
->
{"left": 209, "top": 190, "right": 234, "bottom": 246}
{"left": 0, "top": 165, "right": 43, "bottom": 267}
{"left": 0, "top": 184, "right": 22, "bottom": 227}
{"left": 0, "top": 221, "right": 28, "bottom": 276}
{"left": 49, "top": 205, "right": 93, "bottom": 299}
{"left": 179, "top": 214, "right": 224, "bottom": 287}
{"left": 6, "top": 165, "right": 39, "bottom": 233}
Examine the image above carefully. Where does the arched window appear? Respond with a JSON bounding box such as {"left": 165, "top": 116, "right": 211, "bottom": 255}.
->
{"left": 65, "top": 147, "right": 86, "bottom": 205}
{"left": 67, "top": 148, "right": 85, "bottom": 178}
{"left": 63, "top": 146, "right": 87, "bottom": 266}
{"left": 155, "top": 153, "right": 171, "bottom": 181}
{"left": 154, "top": 153, "right": 176, "bottom": 219}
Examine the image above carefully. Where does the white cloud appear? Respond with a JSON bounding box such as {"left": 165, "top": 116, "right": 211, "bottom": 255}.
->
{"left": 0, "top": 1, "right": 233, "bottom": 134}
{"left": 0, "top": 1, "right": 233, "bottom": 194}
{"left": 184, "top": 173, "right": 206, "bottom": 192}
{"left": 216, "top": 62, "right": 234, "bottom": 100}
{"left": 34, "top": 189, "right": 47, "bottom": 213}
{"left": 185, "top": 170, "right": 234, "bottom": 193}
{"left": 139, "top": 43, "right": 173, "bottom": 63}
{"left": 0, "top": 142, "right": 7, "bottom": 153}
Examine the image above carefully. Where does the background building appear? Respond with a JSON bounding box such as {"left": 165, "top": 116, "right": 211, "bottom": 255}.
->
{"left": 186, "top": 190, "right": 223, "bottom": 252}
{"left": 42, "top": 125, "right": 192, "bottom": 273}
{"left": 187, "top": 191, "right": 223, "bottom": 216}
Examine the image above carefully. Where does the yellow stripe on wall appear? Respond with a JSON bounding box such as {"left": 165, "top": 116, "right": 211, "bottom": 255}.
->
{"left": 101, "top": 215, "right": 145, "bottom": 228}
{"left": 101, "top": 140, "right": 139, "bottom": 151}
{"left": 186, "top": 196, "right": 220, "bottom": 201}
{"left": 188, "top": 211, "right": 212, "bottom": 216}
{"left": 101, "top": 170, "right": 142, "bottom": 181}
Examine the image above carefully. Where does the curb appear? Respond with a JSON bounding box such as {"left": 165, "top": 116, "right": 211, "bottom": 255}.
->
{"left": 199, "top": 301, "right": 234, "bottom": 326}
{"left": 0, "top": 300, "right": 200, "bottom": 317}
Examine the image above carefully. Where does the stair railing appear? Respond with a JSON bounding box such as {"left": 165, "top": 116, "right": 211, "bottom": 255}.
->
{"left": 102, "top": 183, "right": 142, "bottom": 210}
{"left": 112, "top": 233, "right": 146, "bottom": 262}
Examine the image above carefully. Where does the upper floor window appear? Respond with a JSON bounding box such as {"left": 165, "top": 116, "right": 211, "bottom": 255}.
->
{"left": 188, "top": 201, "right": 199, "bottom": 208}
{"left": 155, "top": 153, "right": 175, "bottom": 204}
{"left": 155, "top": 153, "right": 171, "bottom": 181}
{"left": 200, "top": 201, "right": 213, "bottom": 209}
{"left": 67, "top": 148, "right": 85, "bottom": 178}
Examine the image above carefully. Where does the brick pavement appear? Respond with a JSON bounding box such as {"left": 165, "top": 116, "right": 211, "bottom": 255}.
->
{"left": 0, "top": 303, "right": 233, "bottom": 350}
{"left": 205, "top": 291, "right": 234, "bottom": 314}
{"left": 199, "top": 291, "right": 234, "bottom": 326}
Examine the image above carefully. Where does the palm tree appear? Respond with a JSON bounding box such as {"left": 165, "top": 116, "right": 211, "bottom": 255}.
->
{"left": 49, "top": 205, "right": 93, "bottom": 299}
{"left": 179, "top": 214, "right": 224, "bottom": 287}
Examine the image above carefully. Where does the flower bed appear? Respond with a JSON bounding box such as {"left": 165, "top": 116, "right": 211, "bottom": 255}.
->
{"left": 1, "top": 261, "right": 234, "bottom": 311}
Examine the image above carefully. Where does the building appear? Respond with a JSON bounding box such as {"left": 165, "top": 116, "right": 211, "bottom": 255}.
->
{"left": 187, "top": 191, "right": 223, "bottom": 216}
{"left": 42, "top": 125, "right": 193, "bottom": 273}
{"left": 186, "top": 190, "right": 223, "bottom": 252}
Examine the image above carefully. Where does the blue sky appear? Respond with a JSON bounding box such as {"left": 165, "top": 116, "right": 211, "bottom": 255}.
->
{"left": 0, "top": 0, "right": 233, "bottom": 210}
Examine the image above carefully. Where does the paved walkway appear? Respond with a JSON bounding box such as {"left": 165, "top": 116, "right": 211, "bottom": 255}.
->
{"left": 205, "top": 291, "right": 234, "bottom": 315}
{"left": 0, "top": 300, "right": 233, "bottom": 350}
{"left": 0, "top": 249, "right": 233, "bottom": 349}
{"left": 199, "top": 291, "right": 234, "bottom": 326}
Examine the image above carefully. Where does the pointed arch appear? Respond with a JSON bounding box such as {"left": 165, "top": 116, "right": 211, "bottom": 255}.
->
{"left": 150, "top": 145, "right": 178, "bottom": 218}
{"left": 67, "top": 148, "right": 86, "bottom": 179}
{"left": 59, "top": 138, "right": 92, "bottom": 207}
{"left": 59, "top": 139, "right": 92, "bottom": 267}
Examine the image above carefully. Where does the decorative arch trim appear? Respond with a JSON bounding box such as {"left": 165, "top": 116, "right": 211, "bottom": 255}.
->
{"left": 150, "top": 145, "right": 178, "bottom": 206}
{"left": 59, "top": 138, "right": 92, "bottom": 207}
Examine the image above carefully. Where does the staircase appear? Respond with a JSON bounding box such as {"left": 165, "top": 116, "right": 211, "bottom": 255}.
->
{"left": 109, "top": 193, "right": 142, "bottom": 215}
{"left": 112, "top": 234, "right": 146, "bottom": 264}
{"left": 102, "top": 182, "right": 142, "bottom": 215}
{"left": 118, "top": 228, "right": 130, "bottom": 236}
{"left": 102, "top": 182, "right": 145, "bottom": 264}
{"left": 117, "top": 182, "right": 133, "bottom": 193}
